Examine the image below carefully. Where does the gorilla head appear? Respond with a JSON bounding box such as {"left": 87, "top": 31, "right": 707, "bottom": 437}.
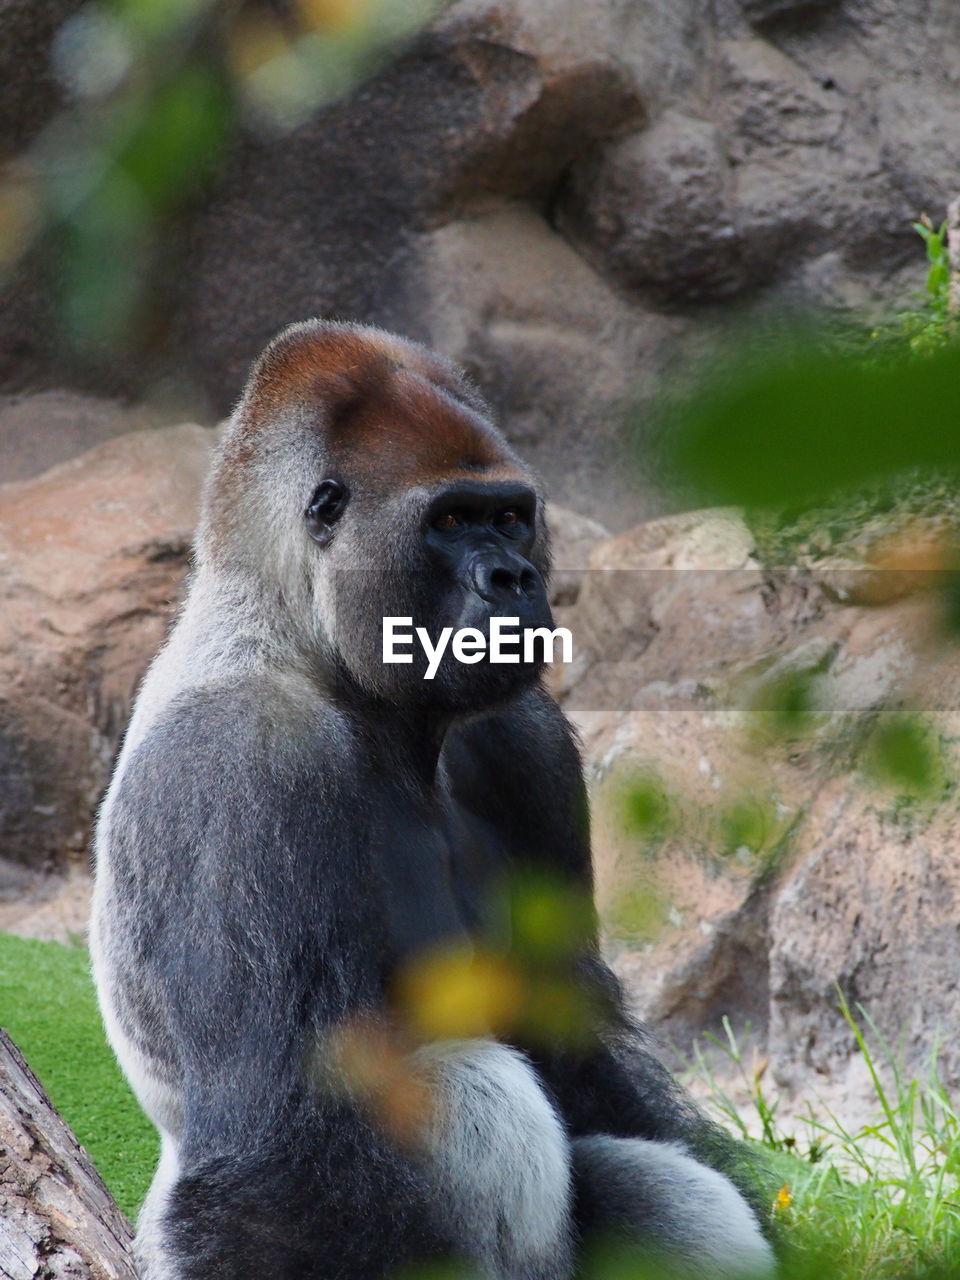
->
{"left": 199, "top": 320, "right": 555, "bottom": 713}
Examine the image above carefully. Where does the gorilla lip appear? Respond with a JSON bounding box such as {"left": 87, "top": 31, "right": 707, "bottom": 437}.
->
{"left": 383, "top": 616, "right": 574, "bottom": 680}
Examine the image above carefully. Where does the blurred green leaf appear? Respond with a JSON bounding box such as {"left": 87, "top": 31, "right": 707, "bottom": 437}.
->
{"left": 749, "top": 667, "right": 822, "bottom": 740}
{"left": 507, "top": 872, "right": 595, "bottom": 962}
{"left": 865, "top": 714, "right": 942, "bottom": 796}
{"left": 663, "top": 336, "right": 960, "bottom": 511}
{"left": 620, "top": 773, "right": 671, "bottom": 841}
{"left": 720, "top": 795, "right": 778, "bottom": 857}
{"left": 107, "top": 0, "right": 208, "bottom": 42}
{"left": 117, "top": 61, "right": 234, "bottom": 209}
{"left": 1, "top": 0, "right": 438, "bottom": 367}
{"left": 604, "top": 882, "right": 668, "bottom": 945}
{"left": 928, "top": 263, "right": 949, "bottom": 293}
{"left": 59, "top": 170, "right": 154, "bottom": 350}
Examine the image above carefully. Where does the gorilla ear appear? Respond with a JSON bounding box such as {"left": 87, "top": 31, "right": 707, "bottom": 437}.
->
{"left": 305, "top": 479, "right": 350, "bottom": 547}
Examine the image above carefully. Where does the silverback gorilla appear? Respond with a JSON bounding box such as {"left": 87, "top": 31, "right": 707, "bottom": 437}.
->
{"left": 91, "top": 321, "right": 776, "bottom": 1280}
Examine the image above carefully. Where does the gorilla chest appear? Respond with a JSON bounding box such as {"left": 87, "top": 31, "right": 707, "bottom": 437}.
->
{"left": 371, "top": 789, "right": 510, "bottom": 965}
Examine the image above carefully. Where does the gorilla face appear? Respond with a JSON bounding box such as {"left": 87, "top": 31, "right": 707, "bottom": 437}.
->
{"left": 413, "top": 478, "right": 554, "bottom": 709}
{"left": 314, "top": 476, "right": 555, "bottom": 714}
{"left": 208, "top": 318, "right": 557, "bottom": 715}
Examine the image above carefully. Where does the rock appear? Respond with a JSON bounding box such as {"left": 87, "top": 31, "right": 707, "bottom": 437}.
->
{"left": 769, "top": 784, "right": 960, "bottom": 1096}
{"left": 177, "top": 11, "right": 643, "bottom": 416}
{"left": 0, "top": 863, "right": 92, "bottom": 943}
{"left": 558, "top": 113, "right": 749, "bottom": 304}
{"left": 5, "top": 0, "right": 960, "bottom": 530}
{"left": 714, "top": 37, "right": 905, "bottom": 277}
{"left": 557, "top": 15, "right": 959, "bottom": 307}
{"left": 558, "top": 509, "right": 771, "bottom": 711}
{"left": 0, "top": 0, "right": 84, "bottom": 159}
{"left": 560, "top": 511, "right": 815, "bottom": 1039}
{"left": 546, "top": 503, "right": 609, "bottom": 607}
{"left": 739, "top": 0, "right": 842, "bottom": 31}
{"left": 0, "top": 391, "right": 160, "bottom": 485}
{"left": 561, "top": 505, "right": 960, "bottom": 1098}
{"left": 0, "top": 422, "right": 216, "bottom": 866}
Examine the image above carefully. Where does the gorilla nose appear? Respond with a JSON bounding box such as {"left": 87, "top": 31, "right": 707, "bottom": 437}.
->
{"left": 468, "top": 552, "right": 543, "bottom": 604}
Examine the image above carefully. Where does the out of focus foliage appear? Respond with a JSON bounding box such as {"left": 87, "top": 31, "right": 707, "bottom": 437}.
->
{"left": 664, "top": 334, "right": 960, "bottom": 513}
{"left": 391, "top": 867, "right": 602, "bottom": 1051}
{"left": 863, "top": 712, "right": 946, "bottom": 799}
{"left": 894, "top": 216, "right": 954, "bottom": 357}
{"left": 746, "top": 470, "right": 960, "bottom": 571}
{"left": 660, "top": 219, "right": 958, "bottom": 515}
{"left": 9, "top": 927, "right": 960, "bottom": 1278}
{"left": 0, "top": 0, "right": 437, "bottom": 361}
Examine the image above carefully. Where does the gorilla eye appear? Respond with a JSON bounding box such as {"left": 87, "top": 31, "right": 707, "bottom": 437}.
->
{"left": 433, "top": 512, "right": 462, "bottom": 530}
{"left": 305, "top": 479, "right": 349, "bottom": 547}
{"left": 497, "top": 510, "right": 519, "bottom": 527}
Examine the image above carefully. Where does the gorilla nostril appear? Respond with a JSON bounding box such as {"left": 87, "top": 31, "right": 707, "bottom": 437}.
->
{"left": 469, "top": 556, "right": 540, "bottom": 602}
{"left": 490, "top": 566, "right": 518, "bottom": 594}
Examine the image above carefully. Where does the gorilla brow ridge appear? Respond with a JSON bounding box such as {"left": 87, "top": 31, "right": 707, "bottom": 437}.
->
{"left": 242, "top": 321, "right": 488, "bottom": 429}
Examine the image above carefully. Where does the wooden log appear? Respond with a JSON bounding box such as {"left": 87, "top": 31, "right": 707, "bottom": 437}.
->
{"left": 0, "top": 1028, "right": 138, "bottom": 1280}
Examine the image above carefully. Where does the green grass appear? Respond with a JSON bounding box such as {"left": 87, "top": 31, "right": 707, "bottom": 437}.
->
{"left": 4, "top": 929, "right": 960, "bottom": 1278}
{"left": 0, "top": 931, "right": 157, "bottom": 1218}
{"left": 692, "top": 997, "right": 960, "bottom": 1279}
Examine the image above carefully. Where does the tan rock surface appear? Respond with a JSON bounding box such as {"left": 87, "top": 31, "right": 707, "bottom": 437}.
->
{"left": 0, "top": 391, "right": 162, "bottom": 486}
{"left": 0, "top": 864, "right": 92, "bottom": 944}
{"left": 0, "top": 423, "right": 216, "bottom": 865}
{"left": 561, "top": 508, "right": 960, "bottom": 1102}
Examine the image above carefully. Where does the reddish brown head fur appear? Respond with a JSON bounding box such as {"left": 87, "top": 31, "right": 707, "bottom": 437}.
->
{"left": 228, "top": 320, "right": 524, "bottom": 492}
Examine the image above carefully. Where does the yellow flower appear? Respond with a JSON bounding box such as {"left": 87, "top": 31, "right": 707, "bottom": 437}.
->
{"left": 774, "top": 1184, "right": 792, "bottom": 1213}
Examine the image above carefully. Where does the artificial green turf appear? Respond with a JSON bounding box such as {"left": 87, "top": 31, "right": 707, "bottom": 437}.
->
{"left": 0, "top": 931, "right": 157, "bottom": 1218}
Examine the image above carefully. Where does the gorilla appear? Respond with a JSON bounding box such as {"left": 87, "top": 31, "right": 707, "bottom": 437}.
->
{"left": 91, "top": 321, "right": 776, "bottom": 1280}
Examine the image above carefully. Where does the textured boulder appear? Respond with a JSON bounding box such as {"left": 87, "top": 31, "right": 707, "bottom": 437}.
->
{"left": 558, "top": 15, "right": 955, "bottom": 307}
{"left": 170, "top": 6, "right": 646, "bottom": 522}
{"left": 416, "top": 207, "right": 672, "bottom": 522}
{"left": 739, "top": 0, "right": 842, "bottom": 26}
{"left": 562, "top": 507, "right": 960, "bottom": 1102}
{"left": 563, "top": 510, "right": 804, "bottom": 1034}
{"left": 0, "top": 391, "right": 161, "bottom": 485}
{"left": 558, "top": 113, "right": 748, "bottom": 304}
{"left": 545, "top": 503, "right": 609, "bottom": 609}
{"left": 7, "top": 0, "right": 960, "bottom": 527}
{"left": 0, "top": 0, "right": 84, "bottom": 159}
{"left": 175, "top": 4, "right": 643, "bottom": 412}
{"left": 769, "top": 785, "right": 960, "bottom": 1097}
{"left": 0, "top": 423, "right": 215, "bottom": 866}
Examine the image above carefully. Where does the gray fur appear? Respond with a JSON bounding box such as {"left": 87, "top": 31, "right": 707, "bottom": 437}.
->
{"left": 574, "top": 1136, "right": 776, "bottom": 1278}
{"left": 415, "top": 1042, "right": 574, "bottom": 1280}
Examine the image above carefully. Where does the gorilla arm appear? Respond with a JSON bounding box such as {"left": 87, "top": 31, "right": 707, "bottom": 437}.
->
{"left": 444, "top": 685, "right": 778, "bottom": 1236}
